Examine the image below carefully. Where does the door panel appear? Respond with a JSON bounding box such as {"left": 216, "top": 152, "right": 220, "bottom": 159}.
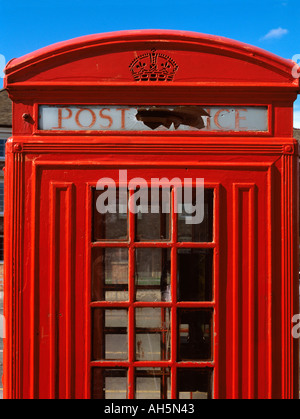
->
{"left": 25, "top": 163, "right": 271, "bottom": 399}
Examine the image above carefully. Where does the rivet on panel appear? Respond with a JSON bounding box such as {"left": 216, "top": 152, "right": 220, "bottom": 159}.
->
{"left": 13, "top": 143, "right": 22, "bottom": 152}
{"left": 284, "top": 145, "right": 293, "bottom": 153}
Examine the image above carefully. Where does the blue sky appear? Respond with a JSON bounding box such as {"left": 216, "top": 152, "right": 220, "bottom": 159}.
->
{"left": 1, "top": 0, "right": 300, "bottom": 126}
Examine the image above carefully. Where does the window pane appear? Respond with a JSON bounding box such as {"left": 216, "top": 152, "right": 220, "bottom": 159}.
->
{"left": 92, "top": 368, "right": 128, "bottom": 399}
{"left": 135, "top": 308, "right": 171, "bottom": 361}
{"left": 93, "top": 188, "right": 128, "bottom": 240}
{"left": 135, "top": 188, "right": 170, "bottom": 241}
{"left": 92, "top": 247, "right": 128, "bottom": 301}
{"left": 178, "top": 309, "right": 212, "bottom": 361}
{"left": 177, "top": 369, "right": 212, "bottom": 399}
{"left": 135, "top": 368, "right": 171, "bottom": 399}
{"left": 135, "top": 248, "right": 171, "bottom": 302}
{"left": 178, "top": 189, "right": 213, "bottom": 242}
{"left": 92, "top": 309, "right": 128, "bottom": 361}
{"left": 177, "top": 249, "right": 213, "bottom": 302}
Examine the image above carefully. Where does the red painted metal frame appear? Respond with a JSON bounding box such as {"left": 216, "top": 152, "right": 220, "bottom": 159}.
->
{"left": 3, "top": 30, "right": 300, "bottom": 399}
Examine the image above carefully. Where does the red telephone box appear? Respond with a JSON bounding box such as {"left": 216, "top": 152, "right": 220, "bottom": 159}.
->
{"left": 3, "top": 30, "right": 299, "bottom": 399}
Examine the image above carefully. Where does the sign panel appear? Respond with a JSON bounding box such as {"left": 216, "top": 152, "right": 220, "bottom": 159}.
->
{"left": 38, "top": 105, "right": 268, "bottom": 132}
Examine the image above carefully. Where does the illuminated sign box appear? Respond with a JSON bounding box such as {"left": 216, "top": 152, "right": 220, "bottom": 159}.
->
{"left": 38, "top": 105, "right": 268, "bottom": 132}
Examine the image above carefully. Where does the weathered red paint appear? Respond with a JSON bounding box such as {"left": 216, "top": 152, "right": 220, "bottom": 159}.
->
{"left": 3, "top": 30, "right": 300, "bottom": 399}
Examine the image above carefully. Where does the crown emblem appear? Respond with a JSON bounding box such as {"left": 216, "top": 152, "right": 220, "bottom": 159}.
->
{"left": 129, "top": 49, "right": 179, "bottom": 82}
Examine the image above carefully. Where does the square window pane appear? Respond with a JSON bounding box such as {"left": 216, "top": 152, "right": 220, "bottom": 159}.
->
{"left": 135, "top": 368, "right": 171, "bottom": 399}
{"left": 178, "top": 309, "right": 213, "bottom": 361}
{"left": 177, "top": 369, "right": 212, "bottom": 399}
{"left": 135, "top": 248, "right": 171, "bottom": 302}
{"left": 177, "top": 249, "right": 213, "bottom": 301}
{"left": 92, "top": 309, "right": 128, "bottom": 361}
{"left": 92, "top": 247, "right": 128, "bottom": 301}
{"left": 135, "top": 188, "right": 170, "bottom": 241}
{"left": 93, "top": 188, "right": 128, "bottom": 240}
{"left": 92, "top": 368, "right": 128, "bottom": 399}
{"left": 135, "top": 308, "right": 171, "bottom": 361}
{"left": 178, "top": 189, "right": 213, "bottom": 242}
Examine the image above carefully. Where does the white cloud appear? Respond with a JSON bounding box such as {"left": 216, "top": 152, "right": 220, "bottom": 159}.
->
{"left": 261, "top": 27, "right": 289, "bottom": 41}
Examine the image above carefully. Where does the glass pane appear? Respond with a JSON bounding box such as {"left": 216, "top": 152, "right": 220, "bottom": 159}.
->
{"left": 92, "top": 247, "right": 128, "bottom": 301}
{"left": 178, "top": 309, "right": 212, "bottom": 361}
{"left": 177, "top": 369, "right": 212, "bottom": 399}
{"left": 135, "top": 368, "right": 171, "bottom": 399}
{"left": 92, "top": 309, "right": 128, "bottom": 360}
{"left": 177, "top": 249, "right": 213, "bottom": 302}
{"left": 39, "top": 105, "right": 268, "bottom": 132}
{"left": 178, "top": 189, "right": 213, "bottom": 242}
{"left": 93, "top": 188, "right": 128, "bottom": 240}
{"left": 135, "top": 248, "right": 171, "bottom": 302}
{"left": 92, "top": 368, "right": 128, "bottom": 399}
{"left": 135, "top": 308, "right": 171, "bottom": 361}
{"left": 135, "top": 188, "right": 170, "bottom": 241}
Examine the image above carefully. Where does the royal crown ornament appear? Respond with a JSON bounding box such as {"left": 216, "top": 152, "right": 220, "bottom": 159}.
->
{"left": 129, "top": 49, "right": 179, "bottom": 82}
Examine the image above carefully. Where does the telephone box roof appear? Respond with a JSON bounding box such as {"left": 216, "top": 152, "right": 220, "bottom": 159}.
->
{"left": 4, "top": 30, "right": 299, "bottom": 88}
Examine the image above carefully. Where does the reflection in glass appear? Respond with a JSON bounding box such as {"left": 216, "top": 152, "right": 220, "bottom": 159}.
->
{"left": 92, "top": 368, "right": 128, "bottom": 399}
{"left": 135, "top": 368, "right": 171, "bottom": 399}
{"left": 93, "top": 188, "right": 128, "bottom": 240}
{"left": 92, "top": 248, "right": 128, "bottom": 301}
{"left": 178, "top": 309, "right": 212, "bottom": 361}
{"left": 177, "top": 249, "right": 213, "bottom": 301}
{"left": 135, "top": 308, "right": 171, "bottom": 361}
{"left": 92, "top": 309, "right": 128, "bottom": 361}
{"left": 135, "top": 248, "right": 171, "bottom": 302}
{"left": 135, "top": 188, "right": 170, "bottom": 241}
{"left": 178, "top": 189, "right": 213, "bottom": 242}
{"left": 177, "top": 369, "right": 212, "bottom": 399}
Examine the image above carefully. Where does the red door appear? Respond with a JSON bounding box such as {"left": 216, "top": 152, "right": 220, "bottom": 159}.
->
{"left": 19, "top": 153, "right": 274, "bottom": 399}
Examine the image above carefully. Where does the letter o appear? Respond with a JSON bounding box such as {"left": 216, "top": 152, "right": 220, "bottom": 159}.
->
{"left": 75, "top": 108, "right": 97, "bottom": 128}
